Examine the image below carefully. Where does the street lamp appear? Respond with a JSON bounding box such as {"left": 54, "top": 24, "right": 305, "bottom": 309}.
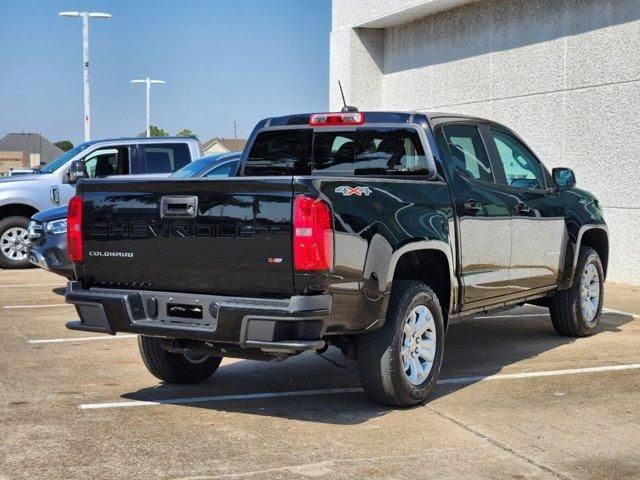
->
{"left": 131, "top": 78, "right": 166, "bottom": 137}
{"left": 59, "top": 11, "right": 112, "bottom": 142}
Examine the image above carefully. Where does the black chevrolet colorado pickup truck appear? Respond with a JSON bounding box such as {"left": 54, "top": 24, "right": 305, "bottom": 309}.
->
{"left": 65, "top": 111, "right": 608, "bottom": 407}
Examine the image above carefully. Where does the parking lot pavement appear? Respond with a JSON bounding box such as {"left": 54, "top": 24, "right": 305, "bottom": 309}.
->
{"left": 1, "top": 270, "right": 640, "bottom": 480}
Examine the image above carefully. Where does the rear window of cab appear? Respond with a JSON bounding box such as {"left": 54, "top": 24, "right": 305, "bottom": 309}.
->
{"left": 244, "top": 128, "right": 430, "bottom": 177}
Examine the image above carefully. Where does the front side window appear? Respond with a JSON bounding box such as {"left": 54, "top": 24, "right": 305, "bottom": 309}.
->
{"left": 490, "top": 130, "right": 544, "bottom": 189}
{"left": 83, "top": 148, "right": 126, "bottom": 178}
{"left": 442, "top": 125, "right": 493, "bottom": 182}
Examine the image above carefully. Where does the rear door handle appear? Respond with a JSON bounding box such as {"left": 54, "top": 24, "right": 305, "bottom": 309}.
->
{"left": 463, "top": 199, "right": 481, "bottom": 214}
{"left": 160, "top": 195, "right": 198, "bottom": 218}
{"left": 515, "top": 202, "right": 531, "bottom": 215}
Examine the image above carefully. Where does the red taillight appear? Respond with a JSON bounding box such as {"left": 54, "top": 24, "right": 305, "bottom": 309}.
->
{"left": 67, "top": 195, "right": 83, "bottom": 263}
{"left": 293, "top": 196, "right": 333, "bottom": 272}
{"left": 309, "top": 112, "right": 364, "bottom": 127}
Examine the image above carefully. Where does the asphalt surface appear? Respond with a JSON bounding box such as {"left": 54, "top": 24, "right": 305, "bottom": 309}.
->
{"left": 1, "top": 269, "right": 639, "bottom": 480}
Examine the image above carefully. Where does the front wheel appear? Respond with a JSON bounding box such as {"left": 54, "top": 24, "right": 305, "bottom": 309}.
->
{"left": 0, "top": 216, "right": 32, "bottom": 269}
{"left": 138, "top": 336, "right": 222, "bottom": 383}
{"left": 356, "top": 281, "right": 445, "bottom": 407}
{"left": 549, "top": 246, "right": 604, "bottom": 337}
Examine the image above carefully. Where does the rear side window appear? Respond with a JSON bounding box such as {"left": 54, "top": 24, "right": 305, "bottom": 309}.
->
{"left": 355, "top": 128, "right": 427, "bottom": 176}
{"left": 132, "top": 143, "right": 191, "bottom": 174}
{"left": 244, "top": 130, "right": 312, "bottom": 175}
{"left": 442, "top": 125, "right": 493, "bottom": 182}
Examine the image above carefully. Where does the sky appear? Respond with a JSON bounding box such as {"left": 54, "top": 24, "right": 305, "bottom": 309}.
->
{"left": 0, "top": 0, "right": 331, "bottom": 145}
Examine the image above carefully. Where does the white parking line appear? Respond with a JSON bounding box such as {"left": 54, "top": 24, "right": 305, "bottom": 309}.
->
{"left": 603, "top": 307, "right": 640, "bottom": 317}
{"left": 28, "top": 334, "right": 137, "bottom": 344}
{"left": 3, "top": 303, "right": 72, "bottom": 309}
{"left": 0, "top": 283, "right": 63, "bottom": 288}
{"left": 80, "top": 388, "right": 365, "bottom": 410}
{"left": 437, "top": 363, "right": 640, "bottom": 384}
{"left": 0, "top": 269, "right": 46, "bottom": 273}
{"left": 79, "top": 362, "right": 640, "bottom": 410}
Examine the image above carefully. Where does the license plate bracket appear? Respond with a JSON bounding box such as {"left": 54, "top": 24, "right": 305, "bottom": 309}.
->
{"left": 166, "top": 303, "right": 203, "bottom": 319}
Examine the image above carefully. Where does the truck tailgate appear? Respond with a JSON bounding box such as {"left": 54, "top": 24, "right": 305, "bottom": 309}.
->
{"left": 79, "top": 177, "right": 294, "bottom": 297}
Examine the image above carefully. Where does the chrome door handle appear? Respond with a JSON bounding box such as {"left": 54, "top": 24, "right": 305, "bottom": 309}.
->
{"left": 515, "top": 202, "right": 531, "bottom": 215}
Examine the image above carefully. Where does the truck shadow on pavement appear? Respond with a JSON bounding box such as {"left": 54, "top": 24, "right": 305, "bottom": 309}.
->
{"left": 121, "top": 307, "right": 634, "bottom": 424}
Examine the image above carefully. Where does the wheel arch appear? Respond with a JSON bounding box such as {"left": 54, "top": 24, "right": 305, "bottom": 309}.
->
{"left": 0, "top": 203, "right": 39, "bottom": 221}
{"left": 386, "top": 241, "right": 457, "bottom": 328}
{"left": 576, "top": 225, "right": 609, "bottom": 279}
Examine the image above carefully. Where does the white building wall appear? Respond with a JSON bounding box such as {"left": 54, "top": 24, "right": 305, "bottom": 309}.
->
{"left": 331, "top": 0, "right": 640, "bottom": 284}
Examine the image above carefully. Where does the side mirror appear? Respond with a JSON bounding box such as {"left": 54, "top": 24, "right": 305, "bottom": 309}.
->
{"left": 68, "top": 160, "right": 86, "bottom": 183}
{"left": 553, "top": 167, "right": 576, "bottom": 191}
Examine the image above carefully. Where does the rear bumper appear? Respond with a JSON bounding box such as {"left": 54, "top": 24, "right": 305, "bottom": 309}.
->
{"left": 65, "top": 281, "right": 330, "bottom": 352}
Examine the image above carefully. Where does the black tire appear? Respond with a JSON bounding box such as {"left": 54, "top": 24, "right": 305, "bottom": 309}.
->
{"left": 0, "top": 216, "right": 32, "bottom": 269}
{"left": 549, "top": 246, "right": 604, "bottom": 337}
{"left": 356, "top": 280, "right": 445, "bottom": 407}
{"left": 138, "top": 336, "right": 222, "bottom": 383}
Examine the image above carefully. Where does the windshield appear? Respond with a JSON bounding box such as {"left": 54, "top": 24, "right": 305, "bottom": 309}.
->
{"left": 40, "top": 143, "right": 92, "bottom": 174}
{"left": 169, "top": 155, "right": 225, "bottom": 178}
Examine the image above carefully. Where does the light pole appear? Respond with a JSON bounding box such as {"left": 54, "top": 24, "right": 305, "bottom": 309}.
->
{"left": 59, "top": 11, "right": 111, "bottom": 142}
{"left": 131, "top": 78, "right": 165, "bottom": 137}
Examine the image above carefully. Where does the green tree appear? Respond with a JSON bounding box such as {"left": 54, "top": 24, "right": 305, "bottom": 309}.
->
{"left": 138, "top": 125, "right": 169, "bottom": 137}
{"left": 177, "top": 129, "right": 195, "bottom": 137}
{"left": 54, "top": 140, "right": 73, "bottom": 151}
{"left": 150, "top": 125, "right": 169, "bottom": 137}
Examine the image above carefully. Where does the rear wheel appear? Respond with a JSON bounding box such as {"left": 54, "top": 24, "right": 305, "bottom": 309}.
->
{"left": 138, "top": 336, "right": 222, "bottom": 383}
{"left": 356, "top": 281, "right": 445, "bottom": 407}
{"left": 0, "top": 216, "right": 32, "bottom": 269}
{"left": 549, "top": 246, "right": 604, "bottom": 337}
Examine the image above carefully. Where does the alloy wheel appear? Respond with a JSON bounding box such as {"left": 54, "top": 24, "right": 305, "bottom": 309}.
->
{"left": 0, "top": 227, "right": 29, "bottom": 262}
{"left": 401, "top": 304, "right": 437, "bottom": 385}
{"left": 580, "top": 262, "right": 600, "bottom": 323}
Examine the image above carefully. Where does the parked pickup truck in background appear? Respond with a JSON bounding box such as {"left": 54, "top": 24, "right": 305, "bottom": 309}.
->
{"left": 65, "top": 111, "right": 609, "bottom": 407}
{"left": 0, "top": 136, "right": 202, "bottom": 269}
{"left": 27, "top": 152, "right": 240, "bottom": 278}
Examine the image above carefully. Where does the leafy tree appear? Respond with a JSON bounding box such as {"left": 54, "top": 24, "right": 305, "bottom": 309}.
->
{"left": 177, "top": 129, "right": 195, "bottom": 137}
{"left": 54, "top": 140, "right": 73, "bottom": 151}
{"left": 150, "top": 125, "right": 169, "bottom": 137}
{"left": 138, "top": 125, "right": 169, "bottom": 137}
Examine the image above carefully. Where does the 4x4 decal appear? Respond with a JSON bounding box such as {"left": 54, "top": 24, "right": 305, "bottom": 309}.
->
{"left": 335, "top": 186, "right": 372, "bottom": 197}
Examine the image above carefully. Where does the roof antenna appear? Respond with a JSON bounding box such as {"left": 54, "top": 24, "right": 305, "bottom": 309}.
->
{"left": 338, "top": 81, "right": 358, "bottom": 113}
